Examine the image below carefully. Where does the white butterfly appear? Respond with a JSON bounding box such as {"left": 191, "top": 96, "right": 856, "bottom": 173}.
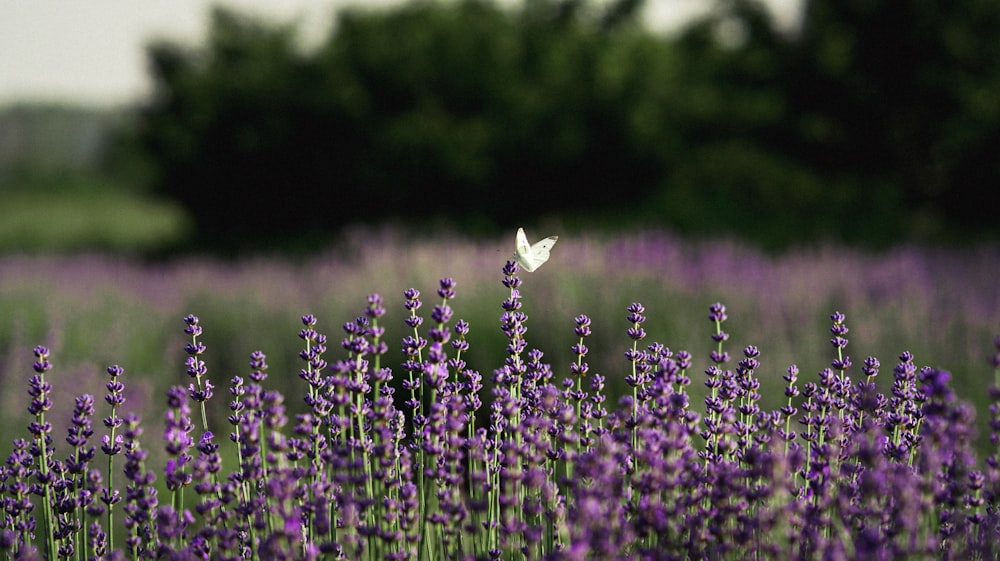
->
{"left": 514, "top": 227, "right": 558, "bottom": 272}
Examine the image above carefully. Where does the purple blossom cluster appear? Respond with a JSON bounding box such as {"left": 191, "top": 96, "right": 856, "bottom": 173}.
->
{"left": 2, "top": 259, "right": 1000, "bottom": 560}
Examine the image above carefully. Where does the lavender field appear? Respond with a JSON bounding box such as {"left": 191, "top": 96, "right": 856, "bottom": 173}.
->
{"left": 2, "top": 229, "right": 997, "bottom": 437}
{"left": 1, "top": 228, "right": 999, "bottom": 559}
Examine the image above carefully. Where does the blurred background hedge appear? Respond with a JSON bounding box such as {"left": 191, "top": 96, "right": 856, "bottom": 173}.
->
{"left": 3, "top": 0, "right": 1000, "bottom": 254}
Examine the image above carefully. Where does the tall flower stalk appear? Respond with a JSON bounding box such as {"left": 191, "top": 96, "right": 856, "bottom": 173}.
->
{"left": 183, "top": 314, "right": 212, "bottom": 432}
{"left": 101, "top": 364, "right": 126, "bottom": 554}
{"left": 27, "top": 345, "right": 58, "bottom": 559}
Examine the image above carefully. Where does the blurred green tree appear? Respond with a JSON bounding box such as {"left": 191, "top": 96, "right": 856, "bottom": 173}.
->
{"left": 131, "top": 0, "right": 1000, "bottom": 252}
{"left": 137, "top": 0, "right": 663, "bottom": 252}
{"left": 139, "top": 10, "right": 341, "bottom": 250}
{"left": 677, "top": 0, "right": 1000, "bottom": 244}
{"left": 787, "top": 0, "right": 1000, "bottom": 241}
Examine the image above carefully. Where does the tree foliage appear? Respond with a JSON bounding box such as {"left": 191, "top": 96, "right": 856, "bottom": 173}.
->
{"left": 132, "top": 0, "right": 1000, "bottom": 252}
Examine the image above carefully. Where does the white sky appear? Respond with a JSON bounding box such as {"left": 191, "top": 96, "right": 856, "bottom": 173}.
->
{"left": 0, "top": 0, "right": 801, "bottom": 108}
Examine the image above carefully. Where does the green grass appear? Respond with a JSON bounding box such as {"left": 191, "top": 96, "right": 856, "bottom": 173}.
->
{"left": 0, "top": 187, "right": 191, "bottom": 253}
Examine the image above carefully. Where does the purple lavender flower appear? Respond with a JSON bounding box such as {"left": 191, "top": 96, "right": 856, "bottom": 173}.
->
{"left": 27, "top": 345, "right": 59, "bottom": 559}
{"left": 780, "top": 364, "right": 800, "bottom": 442}
{"left": 65, "top": 394, "right": 96, "bottom": 476}
{"left": 183, "top": 314, "right": 214, "bottom": 434}
{"left": 120, "top": 413, "right": 158, "bottom": 558}
{"left": 401, "top": 288, "right": 426, "bottom": 412}
{"left": 366, "top": 294, "right": 390, "bottom": 378}
{"left": 4, "top": 253, "right": 1000, "bottom": 560}
{"left": 297, "top": 314, "right": 332, "bottom": 480}
{"left": 706, "top": 303, "right": 731, "bottom": 366}
{"left": 27, "top": 376, "right": 53, "bottom": 421}
{"left": 559, "top": 435, "right": 633, "bottom": 560}
{"left": 257, "top": 472, "right": 308, "bottom": 560}
{"left": 229, "top": 353, "right": 274, "bottom": 557}
{"left": 829, "top": 311, "right": 849, "bottom": 354}
{"left": 87, "top": 521, "right": 106, "bottom": 559}
{"left": 570, "top": 314, "right": 592, "bottom": 379}
{"left": 163, "top": 384, "right": 195, "bottom": 525}
{"left": 228, "top": 375, "right": 246, "bottom": 438}
{"left": 59, "top": 394, "right": 97, "bottom": 558}
{"left": 155, "top": 504, "right": 195, "bottom": 554}
{"left": 734, "top": 345, "right": 762, "bottom": 449}
{"left": 3, "top": 438, "right": 37, "bottom": 555}
{"left": 885, "top": 351, "right": 921, "bottom": 463}
{"left": 500, "top": 261, "right": 522, "bottom": 311}
{"left": 102, "top": 365, "right": 127, "bottom": 461}
{"left": 193, "top": 431, "right": 222, "bottom": 498}
{"left": 625, "top": 303, "right": 646, "bottom": 342}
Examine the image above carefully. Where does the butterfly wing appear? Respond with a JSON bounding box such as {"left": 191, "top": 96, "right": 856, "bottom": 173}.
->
{"left": 516, "top": 228, "right": 532, "bottom": 256}
{"left": 514, "top": 227, "right": 558, "bottom": 272}
{"left": 514, "top": 228, "right": 537, "bottom": 271}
